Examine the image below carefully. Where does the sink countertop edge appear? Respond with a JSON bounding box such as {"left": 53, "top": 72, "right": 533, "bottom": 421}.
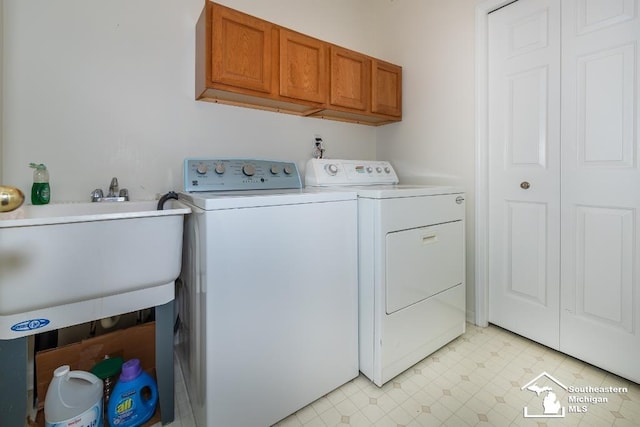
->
{"left": 0, "top": 200, "right": 191, "bottom": 228}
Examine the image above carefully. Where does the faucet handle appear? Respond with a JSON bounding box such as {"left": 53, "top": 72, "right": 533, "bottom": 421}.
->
{"left": 119, "top": 188, "right": 129, "bottom": 201}
{"left": 90, "top": 188, "right": 104, "bottom": 202}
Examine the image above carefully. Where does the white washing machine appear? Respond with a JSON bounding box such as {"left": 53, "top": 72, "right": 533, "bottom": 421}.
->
{"left": 306, "top": 158, "right": 466, "bottom": 386}
{"left": 177, "top": 158, "right": 359, "bottom": 427}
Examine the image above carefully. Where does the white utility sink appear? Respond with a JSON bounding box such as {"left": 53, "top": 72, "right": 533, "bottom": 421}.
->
{"left": 0, "top": 200, "right": 190, "bottom": 339}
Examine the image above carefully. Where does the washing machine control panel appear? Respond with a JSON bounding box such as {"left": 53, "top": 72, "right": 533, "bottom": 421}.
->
{"left": 184, "top": 158, "right": 302, "bottom": 192}
{"left": 305, "top": 159, "right": 399, "bottom": 186}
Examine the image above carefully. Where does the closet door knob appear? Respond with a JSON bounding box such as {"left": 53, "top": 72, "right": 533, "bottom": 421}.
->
{"left": 520, "top": 181, "right": 530, "bottom": 190}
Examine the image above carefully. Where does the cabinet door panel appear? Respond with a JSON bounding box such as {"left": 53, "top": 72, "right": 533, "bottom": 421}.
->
{"left": 280, "top": 30, "right": 326, "bottom": 103}
{"left": 330, "top": 46, "right": 370, "bottom": 111}
{"left": 372, "top": 60, "right": 402, "bottom": 117}
{"left": 211, "top": 3, "right": 272, "bottom": 93}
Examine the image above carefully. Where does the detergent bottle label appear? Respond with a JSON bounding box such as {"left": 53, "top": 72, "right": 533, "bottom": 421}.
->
{"left": 111, "top": 390, "right": 139, "bottom": 425}
{"left": 44, "top": 404, "right": 102, "bottom": 427}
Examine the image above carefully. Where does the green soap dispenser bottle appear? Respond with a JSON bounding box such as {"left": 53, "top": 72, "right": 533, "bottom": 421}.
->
{"left": 29, "top": 162, "right": 50, "bottom": 205}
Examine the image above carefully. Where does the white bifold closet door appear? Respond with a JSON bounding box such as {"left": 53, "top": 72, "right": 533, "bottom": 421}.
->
{"left": 488, "top": 0, "right": 640, "bottom": 383}
{"left": 560, "top": 0, "right": 640, "bottom": 382}
{"left": 488, "top": 0, "right": 562, "bottom": 349}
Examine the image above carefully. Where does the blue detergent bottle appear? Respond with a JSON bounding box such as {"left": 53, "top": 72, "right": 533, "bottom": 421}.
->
{"left": 107, "top": 358, "right": 158, "bottom": 427}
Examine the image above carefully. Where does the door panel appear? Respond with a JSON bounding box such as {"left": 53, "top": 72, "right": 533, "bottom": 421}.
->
{"left": 577, "top": 44, "right": 635, "bottom": 166}
{"left": 371, "top": 60, "right": 402, "bottom": 117}
{"left": 210, "top": 3, "right": 273, "bottom": 93}
{"left": 573, "top": 206, "right": 634, "bottom": 331}
{"left": 330, "top": 46, "right": 370, "bottom": 110}
{"left": 576, "top": 0, "right": 635, "bottom": 35}
{"left": 560, "top": 0, "right": 640, "bottom": 383}
{"left": 488, "top": 0, "right": 561, "bottom": 349}
{"left": 279, "top": 29, "right": 326, "bottom": 103}
{"left": 508, "top": 67, "right": 549, "bottom": 167}
{"left": 505, "top": 201, "right": 548, "bottom": 305}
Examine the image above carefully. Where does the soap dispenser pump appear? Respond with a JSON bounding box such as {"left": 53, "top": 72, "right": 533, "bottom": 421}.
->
{"left": 29, "top": 162, "right": 50, "bottom": 205}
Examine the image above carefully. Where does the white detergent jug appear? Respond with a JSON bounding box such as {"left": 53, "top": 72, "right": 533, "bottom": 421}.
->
{"left": 44, "top": 365, "right": 103, "bottom": 427}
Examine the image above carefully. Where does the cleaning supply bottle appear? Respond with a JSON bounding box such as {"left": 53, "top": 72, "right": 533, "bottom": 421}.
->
{"left": 107, "top": 358, "right": 158, "bottom": 427}
{"left": 44, "top": 365, "right": 104, "bottom": 427}
{"left": 29, "top": 162, "right": 50, "bottom": 205}
{"left": 91, "top": 356, "right": 124, "bottom": 426}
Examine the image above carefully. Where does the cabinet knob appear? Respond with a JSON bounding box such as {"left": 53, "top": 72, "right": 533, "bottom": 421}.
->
{"left": 520, "top": 181, "right": 530, "bottom": 190}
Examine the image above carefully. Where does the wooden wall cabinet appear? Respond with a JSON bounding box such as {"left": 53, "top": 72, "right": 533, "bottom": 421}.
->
{"left": 330, "top": 46, "right": 370, "bottom": 111}
{"left": 317, "top": 46, "right": 402, "bottom": 125}
{"left": 280, "top": 29, "right": 327, "bottom": 104}
{"left": 196, "top": 2, "right": 325, "bottom": 115}
{"left": 196, "top": 1, "right": 402, "bottom": 126}
{"left": 210, "top": 3, "right": 272, "bottom": 93}
{"left": 372, "top": 60, "right": 402, "bottom": 117}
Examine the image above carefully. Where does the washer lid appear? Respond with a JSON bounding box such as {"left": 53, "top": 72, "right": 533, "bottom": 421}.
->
{"left": 179, "top": 188, "right": 357, "bottom": 210}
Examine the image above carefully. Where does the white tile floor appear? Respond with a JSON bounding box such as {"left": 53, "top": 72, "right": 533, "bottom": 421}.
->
{"left": 156, "top": 323, "right": 640, "bottom": 427}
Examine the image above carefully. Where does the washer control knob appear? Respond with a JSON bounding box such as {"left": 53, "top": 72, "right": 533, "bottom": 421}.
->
{"left": 242, "top": 164, "right": 256, "bottom": 177}
{"left": 325, "top": 164, "right": 339, "bottom": 176}
{"left": 366, "top": 166, "right": 373, "bottom": 173}
{"left": 384, "top": 167, "right": 391, "bottom": 174}
{"left": 283, "top": 166, "right": 294, "bottom": 175}
{"left": 376, "top": 167, "right": 382, "bottom": 173}
{"left": 214, "top": 163, "right": 226, "bottom": 175}
{"left": 270, "top": 165, "right": 280, "bottom": 175}
{"left": 196, "top": 163, "right": 208, "bottom": 175}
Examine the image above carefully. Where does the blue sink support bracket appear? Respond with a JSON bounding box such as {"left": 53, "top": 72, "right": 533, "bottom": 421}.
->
{"left": 156, "top": 300, "right": 175, "bottom": 425}
{"left": 0, "top": 336, "right": 27, "bottom": 427}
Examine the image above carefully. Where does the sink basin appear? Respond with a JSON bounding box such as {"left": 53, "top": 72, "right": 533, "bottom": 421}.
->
{"left": 0, "top": 200, "right": 190, "bottom": 339}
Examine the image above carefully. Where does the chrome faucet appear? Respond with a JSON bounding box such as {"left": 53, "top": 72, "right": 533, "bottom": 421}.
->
{"left": 107, "top": 177, "right": 119, "bottom": 197}
{"left": 91, "top": 177, "right": 129, "bottom": 202}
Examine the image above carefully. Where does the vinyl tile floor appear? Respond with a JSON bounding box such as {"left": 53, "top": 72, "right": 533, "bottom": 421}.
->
{"left": 156, "top": 323, "right": 640, "bottom": 427}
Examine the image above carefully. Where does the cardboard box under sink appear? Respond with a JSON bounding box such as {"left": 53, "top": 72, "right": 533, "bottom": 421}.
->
{"left": 30, "top": 321, "right": 160, "bottom": 427}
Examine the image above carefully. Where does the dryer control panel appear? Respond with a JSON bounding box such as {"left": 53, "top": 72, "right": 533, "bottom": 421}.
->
{"left": 305, "top": 159, "right": 399, "bottom": 186}
{"left": 184, "top": 158, "right": 302, "bottom": 192}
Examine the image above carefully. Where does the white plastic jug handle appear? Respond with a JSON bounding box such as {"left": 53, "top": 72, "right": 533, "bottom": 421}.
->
{"left": 68, "top": 370, "right": 101, "bottom": 385}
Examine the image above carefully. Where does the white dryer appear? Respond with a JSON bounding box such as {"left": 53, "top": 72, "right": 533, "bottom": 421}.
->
{"left": 178, "top": 158, "right": 359, "bottom": 427}
{"left": 306, "top": 159, "right": 466, "bottom": 386}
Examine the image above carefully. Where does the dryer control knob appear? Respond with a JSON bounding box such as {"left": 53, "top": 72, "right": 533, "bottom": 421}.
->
{"left": 384, "top": 167, "right": 391, "bottom": 174}
{"left": 283, "top": 166, "right": 294, "bottom": 175}
{"left": 325, "top": 164, "right": 338, "bottom": 176}
{"left": 366, "top": 166, "right": 373, "bottom": 173}
{"left": 242, "top": 164, "right": 256, "bottom": 177}
{"left": 270, "top": 165, "right": 280, "bottom": 175}
{"left": 215, "top": 163, "right": 226, "bottom": 175}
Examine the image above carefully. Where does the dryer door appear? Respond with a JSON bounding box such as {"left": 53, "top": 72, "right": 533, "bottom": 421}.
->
{"left": 385, "top": 220, "right": 463, "bottom": 314}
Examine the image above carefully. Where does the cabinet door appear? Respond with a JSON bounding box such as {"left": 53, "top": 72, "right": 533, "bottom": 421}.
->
{"left": 280, "top": 29, "right": 326, "bottom": 103}
{"left": 210, "top": 2, "right": 272, "bottom": 93}
{"left": 330, "top": 46, "right": 370, "bottom": 111}
{"left": 372, "top": 60, "right": 402, "bottom": 117}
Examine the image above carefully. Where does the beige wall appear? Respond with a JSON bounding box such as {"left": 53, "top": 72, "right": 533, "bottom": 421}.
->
{"left": 1, "top": 0, "right": 377, "bottom": 201}
{"left": 2, "top": 0, "right": 481, "bottom": 321}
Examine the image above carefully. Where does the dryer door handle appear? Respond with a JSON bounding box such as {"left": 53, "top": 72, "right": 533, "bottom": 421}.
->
{"left": 422, "top": 234, "right": 438, "bottom": 245}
